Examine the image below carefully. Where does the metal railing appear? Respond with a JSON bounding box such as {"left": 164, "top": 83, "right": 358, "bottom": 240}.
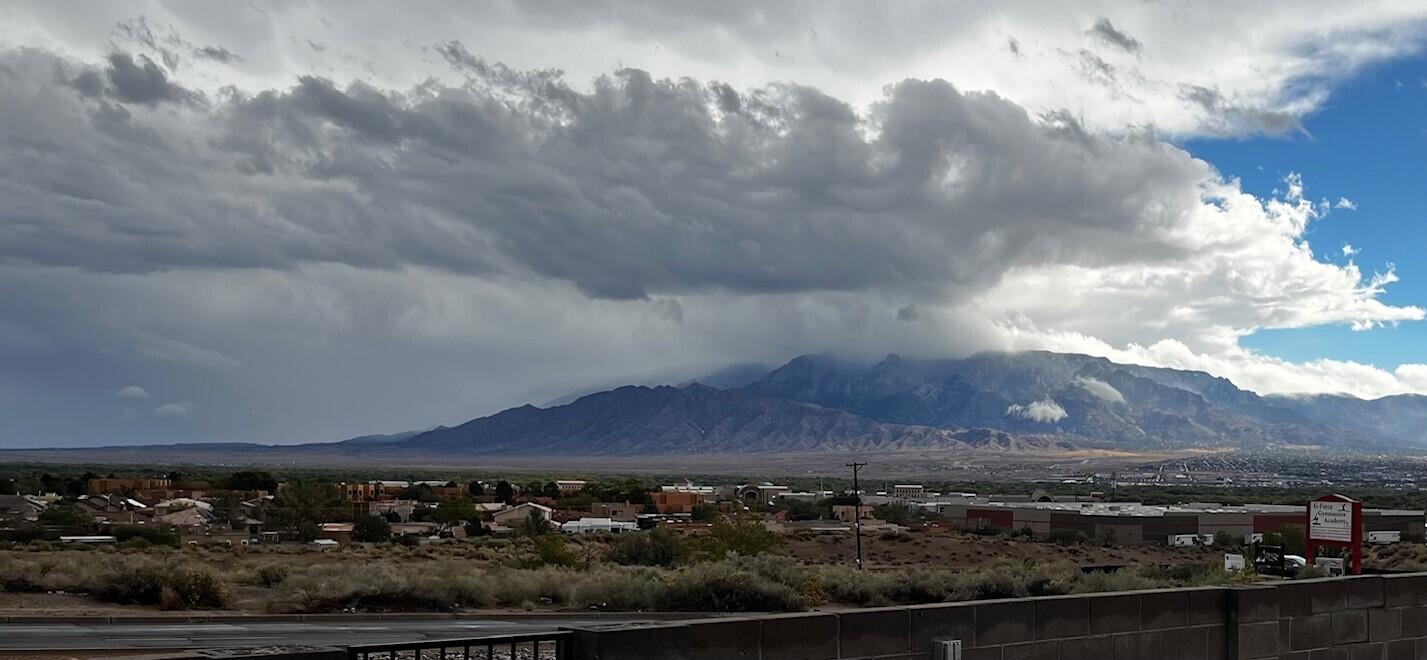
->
{"left": 348, "top": 631, "right": 573, "bottom": 660}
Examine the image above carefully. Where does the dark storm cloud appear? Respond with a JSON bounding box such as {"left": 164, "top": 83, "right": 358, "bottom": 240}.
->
{"left": 103, "top": 52, "right": 198, "bottom": 105}
{"left": 1, "top": 45, "right": 1207, "bottom": 302}
{"left": 1088, "top": 18, "right": 1141, "bottom": 53}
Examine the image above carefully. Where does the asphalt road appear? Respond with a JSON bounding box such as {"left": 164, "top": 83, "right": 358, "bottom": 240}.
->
{"left": 0, "top": 617, "right": 651, "bottom": 652}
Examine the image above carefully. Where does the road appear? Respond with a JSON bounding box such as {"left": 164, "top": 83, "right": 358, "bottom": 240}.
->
{"left": 0, "top": 616, "right": 664, "bottom": 653}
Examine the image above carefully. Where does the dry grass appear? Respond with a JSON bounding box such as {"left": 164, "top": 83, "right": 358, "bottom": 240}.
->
{"left": 0, "top": 534, "right": 1240, "bottom": 615}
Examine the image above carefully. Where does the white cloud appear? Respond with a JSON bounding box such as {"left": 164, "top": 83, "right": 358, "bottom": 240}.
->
{"left": 1073, "top": 376, "right": 1126, "bottom": 404}
{"left": 152, "top": 402, "right": 194, "bottom": 418}
{"left": 5, "top": 2, "right": 1425, "bottom": 138}
{"left": 115, "top": 385, "right": 150, "bottom": 399}
{"left": 1007, "top": 399, "right": 1068, "bottom": 423}
{"left": 1336, "top": 197, "right": 1358, "bottom": 210}
{"left": 1343, "top": 243, "right": 1360, "bottom": 257}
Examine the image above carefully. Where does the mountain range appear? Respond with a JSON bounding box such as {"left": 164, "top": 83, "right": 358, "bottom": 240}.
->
{"left": 333, "top": 350, "right": 1427, "bottom": 456}
{"left": 10, "top": 351, "right": 1427, "bottom": 460}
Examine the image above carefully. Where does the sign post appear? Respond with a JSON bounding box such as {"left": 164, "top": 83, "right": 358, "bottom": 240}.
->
{"left": 1306, "top": 494, "right": 1363, "bottom": 575}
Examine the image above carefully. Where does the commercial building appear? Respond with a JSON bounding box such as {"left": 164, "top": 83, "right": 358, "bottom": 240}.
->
{"left": 561, "top": 517, "right": 638, "bottom": 534}
{"left": 650, "top": 490, "right": 704, "bottom": 514}
{"left": 891, "top": 484, "right": 926, "bottom": 499}
{"left": 930, "top": 500, "right": 1424, "bottom": 546}
{"left": 555, "top": 480, "right": 588, "bottom": 495}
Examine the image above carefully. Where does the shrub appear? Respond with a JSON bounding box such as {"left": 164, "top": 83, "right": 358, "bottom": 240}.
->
{"left": 353, "top": 516, "right": 392, "bottom": 543}
{"left": 93, "top": 560, "right": 229, "bottom": 610}
{"left": 527, "top": 534, "right": 580, "bottom": 569}
{"left": 694, "top": 519, "right": 782, "bottom": 560}
{"left": 605, "top": 528, "right": 684, "bottom": 567}
{"left": 1048, "top": 529, "right": 1088, "bottom": 546}
{"left": 661, "top": 561, "right": 807, "bottom": 612}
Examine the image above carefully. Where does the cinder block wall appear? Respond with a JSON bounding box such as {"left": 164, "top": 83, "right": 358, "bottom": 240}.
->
{"left": 566, "top": 573, "right": 1427, "bottom": 660}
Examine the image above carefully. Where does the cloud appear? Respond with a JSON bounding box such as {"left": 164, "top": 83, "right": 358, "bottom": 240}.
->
{"left": 0, "top": 28, "right": 1425, "bottom": 445}
{"left": 1088, "top": 18, "right": 1142, "bottom": 53}
{"left": 1343, "top": 243, "right": 1360, "bottom": 257}
{"left": 1007, "top": 399, "right": 1068, "bottom": 423}
{"left": 1072, "top": 376, "right": 1126, "bottom": 404}
{"left": 115, "top": 385, "right": 150, "bottom": 399}
{"left": 193, "top": 46, "right": 240, "bottom": 64}
{"left": 152, "top": 401, "right": 193, "bottom": 417}
{"left": 1335, "top": 197, "right": 1358, "bottom": 210}
{"left": 102, "top": 52, "right": 199, "bottom": 106}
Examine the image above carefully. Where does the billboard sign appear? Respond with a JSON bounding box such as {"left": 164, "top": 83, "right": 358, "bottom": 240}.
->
{"left": 1309, "top": 499, "right": 1354, "bottom": 543}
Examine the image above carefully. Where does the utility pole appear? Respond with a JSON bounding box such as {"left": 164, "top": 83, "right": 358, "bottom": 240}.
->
{"left": 846, "top": 461, "right": 867, "bottom": 570}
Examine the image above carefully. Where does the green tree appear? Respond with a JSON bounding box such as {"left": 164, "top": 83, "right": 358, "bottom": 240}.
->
{"left": 432, "top": 497, "right": 477, "bottom": 534}
{"left": 221, "top": 471, "right": 279, "bottom": 492}
{"left": 521, "top": 509, "right": 553, "bottom": 536}
{"left": 269, "top": 480, "right": 346, "bottom": 540}
{"left": 39, "top": 504, "right": 91, "bottom": 527}
{"left": 467, "top": 481, "right": 485, "bottom": 497}
{"left": 528, "top": 534, "right": 580, "bottom": 568}
{"left": 494, "top": 481, "right": 514, "bottom": 504}
{"left": 698, "top": 519, "right": 781, "bottom": 558}
{"left": 352, "top": 515, "right": 392, "bottom": 542}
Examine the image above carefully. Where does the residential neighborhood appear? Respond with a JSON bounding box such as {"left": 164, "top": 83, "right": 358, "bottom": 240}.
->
{"left": 1, "top": 470, "right": 1422, "bottom": 553}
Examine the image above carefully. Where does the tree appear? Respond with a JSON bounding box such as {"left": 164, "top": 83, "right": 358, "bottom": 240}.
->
{"left": 698, "top": 519, "right": 781, "bottom": 558}
{"left": 542, "top": 481, "right": 561, "bottom": 499}
{"left": 521, "top": 509, "right": 553, "bottom": 536}
{"left": 494, "top": 481, "right": 514, "bottom": 504}
{"left": 269, "top": 480, "right": 346, "bottom": 539}
{"left": 529, "top": 534, "right": 580, "bottom": 568}
{"left": 39, "top": 504, "right": 91, "bottom": 527}
{"left": 690, "top": 504, "right": 719, "bottom": 522}
{"left": 432, "top": 497, "right": 478, "bottom": 534}
{"left": 222, "top": 471, "right": 279, "bottom": 492}
{"left": 467, "top": 481, "right": 485, "bottom": 497}
{"left": 353, "top": 515, "right": 392, "bottom": 543}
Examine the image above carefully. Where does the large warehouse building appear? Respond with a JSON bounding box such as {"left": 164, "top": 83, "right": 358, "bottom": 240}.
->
{"left": 930, "top": 500, "right": 1424, "bottom": 546}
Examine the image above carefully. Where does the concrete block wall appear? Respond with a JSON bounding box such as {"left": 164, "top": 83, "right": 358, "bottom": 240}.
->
{"left": 1233, "top": 574, "right": 1427, "bottom": 660}
{"left": 568, "top": 586, "right": 1232, "bottom": 660}
{"left": 568, "top": 575, "right": 1427, "bottom": 660}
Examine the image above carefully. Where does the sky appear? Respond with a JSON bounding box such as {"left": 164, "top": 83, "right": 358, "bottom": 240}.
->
{"left": 2, "top": 1, "right": 1427, "bottom": 447}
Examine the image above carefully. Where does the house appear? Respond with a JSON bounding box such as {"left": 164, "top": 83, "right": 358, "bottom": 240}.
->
{"left": 0, "top": 495, "right": 47, "bottom": 524}
{"left": 363, "top": 500, "right": 416, "bottom": 522}
{"left": 74, "top": 494, "right": 150, "bottom": 524}
{"left": 491, "top": 502, "right": 553, "bottom": 528}
{"left": 88, "top": 478, "right": 171, "bottom": 495}
{"left": 310, "top": 539, "right": 340, "bottom": 551}
{"left": 154, "top": 498, "right": 212, "bottom": 516}
{"left": 318, "top": 522, "right": 355, "bottom": 544}
{"left": 561, "top": 517, "right": 638, "bottom": 534}
{"left": 156, "top": 506, "right": 214, "bottom": 531}
{"left": 832, "top": 505, "right": 875, "bottom": 522}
